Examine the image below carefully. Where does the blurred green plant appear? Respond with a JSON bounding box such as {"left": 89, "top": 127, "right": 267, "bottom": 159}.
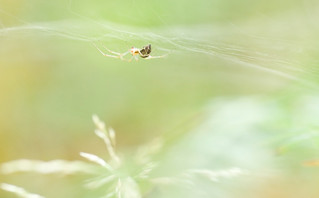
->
{"left": 1, "top": 0, "right": 319, "bottom": 197}
{"left": 1, "top": 115, "right": 160, "bottom": 198}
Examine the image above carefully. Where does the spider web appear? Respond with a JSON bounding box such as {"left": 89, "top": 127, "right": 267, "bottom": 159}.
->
{"left": 0, "top": 2, "right": 319, "bottom": 89}
{"left": 1, "top": 3, "right": 319, "bottom": 198}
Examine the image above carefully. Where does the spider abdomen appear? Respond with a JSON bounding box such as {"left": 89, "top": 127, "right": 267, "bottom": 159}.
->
{"left": 139, "top": 44, "right": 151, "bottom": 58}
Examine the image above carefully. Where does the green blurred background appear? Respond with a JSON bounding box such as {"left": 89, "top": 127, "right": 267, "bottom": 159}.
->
{"left": 1, "top": 0, "right": 319, "bottom": 197}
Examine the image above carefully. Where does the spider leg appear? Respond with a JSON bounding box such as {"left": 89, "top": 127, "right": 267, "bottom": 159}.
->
{"left": 102, "top": 46, "right": 130, "bottom": 59}
{"left": 102, "top": 46, "right": 122, "bottom": 56}
{"left": 93, "top": 43, "right": 130, "bottom": 60}
{"left": 92, "top": 43, "right": 120, "bottom": 58}
{"left": 127, "top": 55, "right": 136, "bottom": 62}
{"left": 144, "top": 54, "right": 167, "bottom": 59}
{"left": 102, "top": 46, "right": 131, "bottom": 60}
{"left": 119, "top": 51, "right": 130, "bottom": 60}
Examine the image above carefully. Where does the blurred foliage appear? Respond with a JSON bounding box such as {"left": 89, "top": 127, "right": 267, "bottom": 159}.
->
{"left": 1, "top": 0, "right": 319, "bottom": 197}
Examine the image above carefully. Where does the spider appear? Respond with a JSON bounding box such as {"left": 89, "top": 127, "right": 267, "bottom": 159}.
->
{"left": 93, "top": 43, "right": 166, "bottom": 61}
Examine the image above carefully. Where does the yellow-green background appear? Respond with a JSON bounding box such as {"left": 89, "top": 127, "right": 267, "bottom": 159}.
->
{"left": 1, "top": 0, "right": 319, "bottom": 197}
